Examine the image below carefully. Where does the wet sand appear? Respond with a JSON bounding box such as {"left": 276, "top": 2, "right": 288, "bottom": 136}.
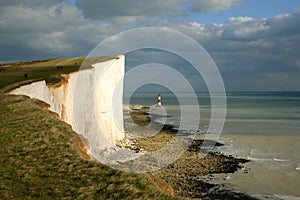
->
{"left": 215, "top": 134, "right": 300, "bottom": 198}
{"left": 124, "top": 106, "right": 258, "bottom": 199}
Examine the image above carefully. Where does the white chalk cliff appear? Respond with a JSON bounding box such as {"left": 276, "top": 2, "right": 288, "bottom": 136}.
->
{"left": 10, "top": 56, "right": 125, "bottom": 158}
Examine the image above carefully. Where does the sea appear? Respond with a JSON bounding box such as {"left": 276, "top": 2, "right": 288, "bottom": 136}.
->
{"left": 124, "top": 91, "right": 300, "bottom": 200}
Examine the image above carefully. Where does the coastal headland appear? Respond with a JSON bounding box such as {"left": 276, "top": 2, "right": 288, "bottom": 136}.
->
{"left": 0, "top": 57, "right": 173, "bottom": 199}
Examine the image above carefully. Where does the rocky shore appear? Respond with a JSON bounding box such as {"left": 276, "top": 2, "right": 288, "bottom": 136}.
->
{"left": 124, "top": 106, "right": 258, "bottom": 200}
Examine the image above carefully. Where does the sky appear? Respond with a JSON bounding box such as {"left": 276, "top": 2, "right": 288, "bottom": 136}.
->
{"left": 1, "top": 0, "right": 300, "bottom": 91}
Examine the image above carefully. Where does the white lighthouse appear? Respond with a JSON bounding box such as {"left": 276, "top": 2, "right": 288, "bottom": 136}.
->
{"left": 157, "top": 93, "right": 161, "bottom": 107}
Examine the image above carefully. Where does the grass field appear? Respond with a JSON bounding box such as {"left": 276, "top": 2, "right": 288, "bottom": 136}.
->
{"left": 0, "top": 58, "right": 175, "bottom": 199}
{"left": 0, "top": 56, "right": 116, "bottom": 89}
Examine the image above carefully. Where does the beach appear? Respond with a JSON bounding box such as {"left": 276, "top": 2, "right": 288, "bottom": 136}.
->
{"left": 124, "top": 106, "right": 256, "bottom": 199}
{"left": 213, "top": 134, "right": 300, "bottom": 199}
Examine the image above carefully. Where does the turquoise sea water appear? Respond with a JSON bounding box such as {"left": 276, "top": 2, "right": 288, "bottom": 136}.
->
{"left": 126, "top": 91, "right": 300, "bottom": 135}
{"left": 125, "top": 91, "right": 300, "bottom": 199}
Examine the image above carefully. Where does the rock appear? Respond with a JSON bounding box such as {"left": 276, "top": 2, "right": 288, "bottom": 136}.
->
{"left": 128, "top": 104, "right": 143, "bottom": 110}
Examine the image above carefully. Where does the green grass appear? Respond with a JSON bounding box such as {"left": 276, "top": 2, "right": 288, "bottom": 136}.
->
{"left": 0, "top": 57, "right": 175, "bottom": 199}
{"left": 0, "top": 94, "right": 174, "bottom": 199}
{"left": 0, "top": 56, "right": 117, "bottom": 89}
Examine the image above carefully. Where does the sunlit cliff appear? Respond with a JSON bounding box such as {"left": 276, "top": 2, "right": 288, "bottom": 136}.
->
{"left": 10, "top": 56, "right": 125, "bottom": 159}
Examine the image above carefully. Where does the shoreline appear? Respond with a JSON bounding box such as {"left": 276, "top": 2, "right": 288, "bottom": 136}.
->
{"left": 125, "top": 106, "right": 257, "bottom": 199}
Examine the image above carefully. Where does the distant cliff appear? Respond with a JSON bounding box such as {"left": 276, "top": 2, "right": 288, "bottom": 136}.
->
{"left": 10, "top": 56, "right": 125, "bottom": 156}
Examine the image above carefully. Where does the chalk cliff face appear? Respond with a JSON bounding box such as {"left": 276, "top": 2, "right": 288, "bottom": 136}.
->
{"left": 10, "top": 56, "right": 125, "bottom": 154}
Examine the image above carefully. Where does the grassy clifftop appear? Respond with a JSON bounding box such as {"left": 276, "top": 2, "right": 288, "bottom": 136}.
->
{"left": 0, "top": 56, "right": 116, "bottom": 90}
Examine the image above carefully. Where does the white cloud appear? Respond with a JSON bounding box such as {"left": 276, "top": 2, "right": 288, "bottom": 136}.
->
{"left": 0, "top": 2, "right": 85, "bottom": 33}
{"left": 232, "top": 21, "right": 270, "bottom": 38}
{"left": 227, "top": 16, "right": 253, "bottom": 24}
{"left": 273, "top": 13, "right": 290, "bottom": 21}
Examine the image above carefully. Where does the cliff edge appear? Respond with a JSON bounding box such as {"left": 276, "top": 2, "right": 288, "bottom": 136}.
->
{"left": 10, "top": 55, "right": 125, "bottom": 157}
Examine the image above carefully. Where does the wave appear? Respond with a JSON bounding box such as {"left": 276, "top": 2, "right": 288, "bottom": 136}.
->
{"left": 273, "top": 158, "right": 291, "bottom": 162}
{"left": 273, "top": 194, "right": 300, "bottom": 200}
{"left": 246, "top": 156, "right": 290, "bottom": 162}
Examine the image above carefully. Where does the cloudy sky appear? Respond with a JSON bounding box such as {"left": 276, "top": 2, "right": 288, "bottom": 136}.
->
{"left": 1, "top": 0, "right": 300, "bottom": 91}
